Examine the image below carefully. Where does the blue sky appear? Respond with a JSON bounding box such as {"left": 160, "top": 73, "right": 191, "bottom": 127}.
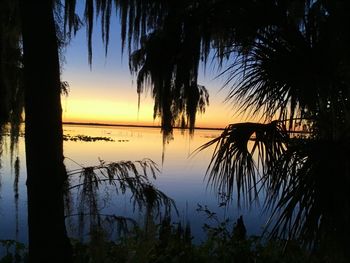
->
{"left": 61, "top": 4, "right": 241, "bottom": 128}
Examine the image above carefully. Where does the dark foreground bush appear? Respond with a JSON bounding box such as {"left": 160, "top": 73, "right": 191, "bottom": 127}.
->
{"left": 1, "top": 217, "right": 346, "bottom": 263}
{"left": 70, "top": 218, "right": 312, "bottom": 263}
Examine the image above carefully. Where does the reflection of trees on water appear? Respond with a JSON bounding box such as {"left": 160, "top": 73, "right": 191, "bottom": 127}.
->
{"left": 1, "top": 0, "right": 350, "bottom": 261}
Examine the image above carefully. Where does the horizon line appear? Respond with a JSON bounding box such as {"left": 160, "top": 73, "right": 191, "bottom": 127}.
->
{"left": 62, "top": 121, "right": 225, "bottom": 131}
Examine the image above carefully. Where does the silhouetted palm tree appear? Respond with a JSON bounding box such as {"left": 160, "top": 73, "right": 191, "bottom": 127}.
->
{"left": 3, "top": 0, "right": 350, "bottom": 261}
{"left": 194, "top": 1, "right": 350, "bottom": 258}
{"left": 95, "top": 0, "right": 350, "bottom": 258}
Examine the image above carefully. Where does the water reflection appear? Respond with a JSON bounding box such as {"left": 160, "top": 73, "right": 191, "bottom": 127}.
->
{"left": 0, "top": 124, "right": 268, "bottom": 244}
{"left": 0, "top": 135, "right": 27, "bottom": 244}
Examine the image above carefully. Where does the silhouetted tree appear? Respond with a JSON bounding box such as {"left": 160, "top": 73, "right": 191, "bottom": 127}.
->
{"left": 2, "top": 1, "right": 192, "bottom": 261}
{"left": 19, "top": 0, "right": 73, "bottom": 261}
{"left": 2, "top": 0, "right": 350, "bottom": 261}
{"left": 64, "top": 0, "right": 210, "bottom": 140}
{"left": 0, "top": 0, "right": 23, "bottom": 147}
{"left": 91, "top": 0, "right": 350, "bottom": 259}
{"left": 189, "top": 0, "right": 350, "bottom": 259}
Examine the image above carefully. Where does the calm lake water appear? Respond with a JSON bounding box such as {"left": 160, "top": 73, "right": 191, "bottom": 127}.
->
{"left": 0, "top": 124, "right": 267, "bottom": 244}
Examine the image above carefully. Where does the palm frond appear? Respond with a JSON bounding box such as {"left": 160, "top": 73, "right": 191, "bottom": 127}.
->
{"left": 197, "top": 121, "right": 288, "bottom": 206}
{"left": 264, "top": 140, "right": 350, "bottom": 250}
{"left": 201, "top": 121, "right": 350, "bottom": 250}
{"left": 222, "top": 29, "right": 314, "bottom": 123}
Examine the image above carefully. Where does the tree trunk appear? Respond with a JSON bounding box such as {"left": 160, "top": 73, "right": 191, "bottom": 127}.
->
{"left": 20, "top": 1, "right": 72, "bottom": 262}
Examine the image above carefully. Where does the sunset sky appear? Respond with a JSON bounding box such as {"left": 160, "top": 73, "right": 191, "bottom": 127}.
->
{"left": 61, "top": 7, "right": 243, "bottom": 128}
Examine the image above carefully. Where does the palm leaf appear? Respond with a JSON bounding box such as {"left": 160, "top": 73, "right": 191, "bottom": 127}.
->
{"left": 197, "top": 121, "right": 288, "bottom": 206}
{"left": 264, "top": 139, "right": 350, "bottom": 250}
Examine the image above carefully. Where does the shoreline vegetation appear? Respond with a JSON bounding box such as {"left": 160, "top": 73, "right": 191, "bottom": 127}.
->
{"left": 5, "top": 121, "right": 311, "bottom": 134}
{"left": 0, "top": 216, "right": 324, "bottom": 263}
{"left": 63, "top": 122, "right": 311, "bottom": 134}
{"left": 1, "top": 121, "right": 311, "bottom": 135}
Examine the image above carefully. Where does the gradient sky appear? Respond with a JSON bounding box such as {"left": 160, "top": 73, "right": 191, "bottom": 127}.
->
{"left": 61, "top": 6, "right": 244, "bottom": 128}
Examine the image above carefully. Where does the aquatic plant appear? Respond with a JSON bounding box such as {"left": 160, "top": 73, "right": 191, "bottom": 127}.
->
{"left": 63, "top": 134, "right": 114, "bottom": 142}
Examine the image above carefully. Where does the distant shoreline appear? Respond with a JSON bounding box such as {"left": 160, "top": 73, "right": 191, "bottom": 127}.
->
{"left": 62, "top": 121, "right": 225, "bottom": 131}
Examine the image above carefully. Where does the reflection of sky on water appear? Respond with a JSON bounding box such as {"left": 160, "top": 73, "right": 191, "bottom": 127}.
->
{"left": 0, "top": 124, "right": 268, "bottom": 244}
{"left": 0, "top": 135, "right": 28, "bottom": 244}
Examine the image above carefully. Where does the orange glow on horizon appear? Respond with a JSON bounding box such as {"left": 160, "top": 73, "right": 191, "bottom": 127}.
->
{"left": 62, "top": 96, "right": 239, "bottom": 128}
{"left": 62, "top": 96, "right": 158, "bottom": 126}
{"left": 61, "top": 84, "right": 243, "bottom": 129}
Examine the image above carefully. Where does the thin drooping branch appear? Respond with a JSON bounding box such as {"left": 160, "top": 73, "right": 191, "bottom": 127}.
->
{"left": 65, "top": 158, "right": 177, "bottom": 238}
